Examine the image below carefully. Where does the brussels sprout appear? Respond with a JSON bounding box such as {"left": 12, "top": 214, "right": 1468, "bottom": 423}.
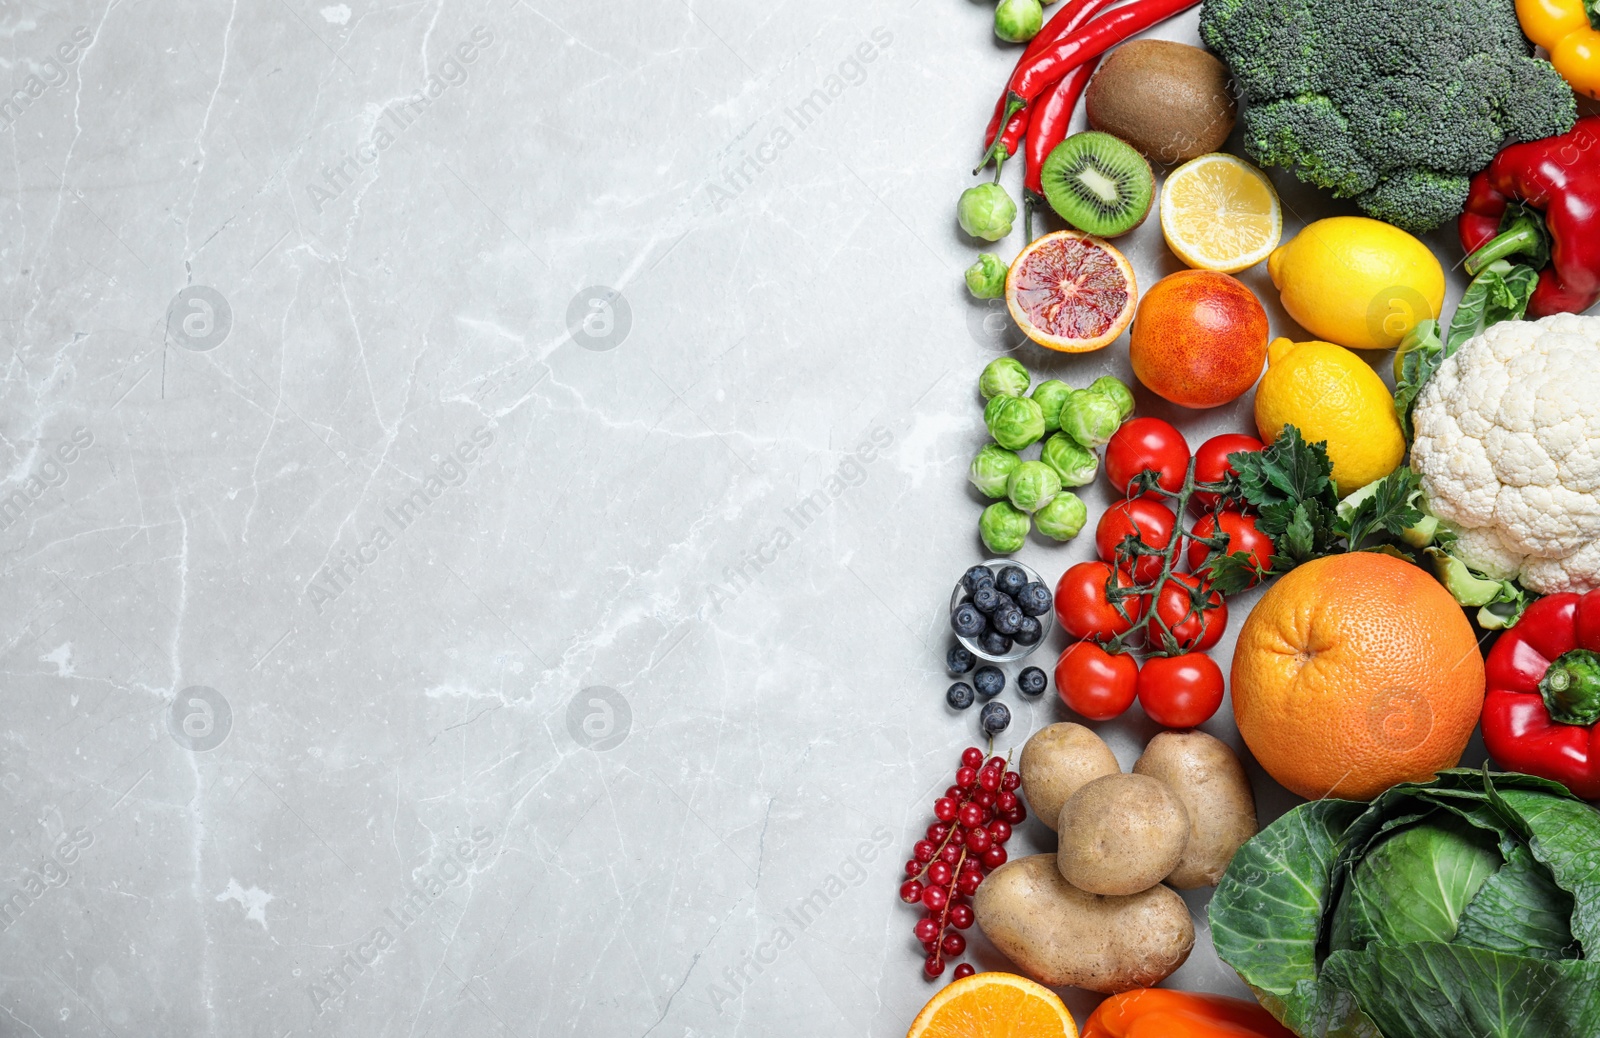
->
{"left": 958, "top": 183, "right": 1018, "bottom": 242}
{"left": 979, "top": 357, "right": 1031, "bottom": 400}
{"left": 994, "top": 0, "right": 1044, "bottom": 42}
{"left": 1040, "top": 432, "right": 1098, "bottom": 487}
{"left": 1058, "top": 388, "right": 1121, "bottom": 448}
{"left": 979, "top": 501, "right": 1030, "bottom": 554}
{"left": 1034, "top": 492, "right": 1088, "bottom": 541}
{"left": 985, "top": 395, "right": 1046, "bottom": 451}
{"left": 1088, "top": 375, "right": 1135, "bottom": 422}
{"left": 965, "top": 254, "right": 1009, "bottom": 299}
{"left": 1031, "top": 379, "right": 1071, "bottom": 432}
{"left": 969, "top": 443, "right": 1022, "bottom": 499}
{"left": 1006, "top": 460, "right": 1061, "bottom": 513}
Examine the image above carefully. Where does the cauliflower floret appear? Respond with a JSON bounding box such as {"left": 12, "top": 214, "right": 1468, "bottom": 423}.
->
{"left": 1411, "top": 313, "right": 1600, "bottom": 593}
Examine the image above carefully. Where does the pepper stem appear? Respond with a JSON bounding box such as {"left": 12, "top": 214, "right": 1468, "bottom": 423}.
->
{"left": 1464, "top": 211, "right": 1549, "bottom": 276}
{"left": 1538, "top": 649, "right": 1600, "bottom": 727}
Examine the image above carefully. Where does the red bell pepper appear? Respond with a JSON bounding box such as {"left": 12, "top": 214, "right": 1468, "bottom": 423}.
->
{"left": 1482, "top": 588, "right": 1600, "bottom": 799}
{"left": 1458, "top": 115, "right": 1600, "bottom": 318}
{"left": 1082, "top": 989, "right": 1295, "bottom": 1038}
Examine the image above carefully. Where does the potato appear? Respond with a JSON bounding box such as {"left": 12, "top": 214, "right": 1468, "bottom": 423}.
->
{"left": 1056, "top": 773, "right": 1189, "bottom": 895}
{"left": 974, "top": 854, "right": 1194, "bottom": 993}
{"left": 1019, "top": 722, "right": 1121, "bottom": 832}
{"left": 1133, "top": 730, "right": 1258, "bottom": 888}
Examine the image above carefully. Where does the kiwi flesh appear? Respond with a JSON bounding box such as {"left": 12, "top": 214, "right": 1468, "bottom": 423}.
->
{"left": 1040, "top": 131, "right": 1154, "bottom": 238}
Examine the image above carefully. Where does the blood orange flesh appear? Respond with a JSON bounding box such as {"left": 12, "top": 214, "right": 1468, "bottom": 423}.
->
{"left": 1006, "top": 231, "right": 1136, "bottom": 352}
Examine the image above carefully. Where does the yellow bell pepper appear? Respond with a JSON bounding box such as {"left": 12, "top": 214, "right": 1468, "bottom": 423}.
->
{"left": 1518, "top": 0, "right": 1600, "bottom": 98}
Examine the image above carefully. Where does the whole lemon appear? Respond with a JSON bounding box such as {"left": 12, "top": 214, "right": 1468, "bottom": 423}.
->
{"left": 1254, "top": 338, "right": 1404, "bottom": 494}
{"left": 1267, "top": 216, "right": 1444, "bottom": 350}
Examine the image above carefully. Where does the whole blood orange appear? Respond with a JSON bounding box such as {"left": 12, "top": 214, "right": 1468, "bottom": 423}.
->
{"left": 1128, "top": 270, "right": 1267, "bottom": 408}
{"left": 1006, "top": 230, "right": 1137, "bottom": 353}
{"left": 1230, "top": 553, "right": 1485, "bottom": 801}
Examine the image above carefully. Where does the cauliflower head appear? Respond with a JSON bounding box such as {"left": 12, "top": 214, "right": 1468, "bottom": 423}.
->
{"left": 1411, "top": 313, "right": 1600, "bottom": 593}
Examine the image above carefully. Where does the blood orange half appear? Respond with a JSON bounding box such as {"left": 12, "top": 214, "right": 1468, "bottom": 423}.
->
{"left": 1005, "top": 230, "right": 1137, "bottom": 352}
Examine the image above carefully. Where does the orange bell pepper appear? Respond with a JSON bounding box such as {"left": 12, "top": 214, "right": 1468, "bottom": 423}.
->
{"left": 1518, "top": 0, "right": 1600, "bottom": 98}
{"left": 1082, "top": 989, "right": 1295, "bottom": 1038}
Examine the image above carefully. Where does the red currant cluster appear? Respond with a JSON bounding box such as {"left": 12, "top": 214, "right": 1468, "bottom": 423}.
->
{"left": 899, "top": 746, "right": 1026, "bottom": 978}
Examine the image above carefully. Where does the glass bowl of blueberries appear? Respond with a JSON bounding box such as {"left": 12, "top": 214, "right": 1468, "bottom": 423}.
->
{"left": 948, "top": 560, "right": 1054, "bottom": 664}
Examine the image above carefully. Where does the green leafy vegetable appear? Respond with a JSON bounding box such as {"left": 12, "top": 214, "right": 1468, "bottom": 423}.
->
{"left": 1450, "top": 259, "right": 1540, "bottom": 346}
{"left": 1393, "top": 319, "right": 1448, "bottom": 441}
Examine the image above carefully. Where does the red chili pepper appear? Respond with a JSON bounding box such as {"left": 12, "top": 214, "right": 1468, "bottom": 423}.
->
{"left": 1482, "top": 589, "right": 1600, "bottom": 799}
{"left": 1025, "top": 58, "right": 1098, "bottom": 198}
{"left": 1459, "top": 115, "right": 1600, "bottom": 318}
{"left": 1013, "top": 0, "right": 1204, "bottom": 104}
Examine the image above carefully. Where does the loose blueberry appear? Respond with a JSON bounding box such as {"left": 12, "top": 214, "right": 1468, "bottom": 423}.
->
{"left": 1016, "top": 581, "right": 1052, "bottom": 617}
{"left": 1018, "top": 666, "right": 1047, "bottom": 697}
{"left": 996, "top": 566, "right": 1028, "bottom": 597}
{"left": 991, "top": 606, "right": 1024, "bottom": 636}
{"left": 979, "top": 630, "right": 1012, "bottom": 656}
{"left": 962, "top": 565, "right": 996, "bottom": 592}
{"left": 1013, "top": 614, "right": 1042, "bottom": 646}
{"left": 951, "top": 603, "right": 985, "bottom": 637}
{"left": 972, "top": 585, "right": 1002, "bottom": 615}
{"left": 946, "top": 645, "right": 976, "bottom": 676}
{"left": 947, "top": 682, "right": 976, "bottom": 710}
{"left": 973, "top": 666, "right": 1005, "bottom": 698}
{"left": 980, "top": 701, "right": 1011, "bottom": 736}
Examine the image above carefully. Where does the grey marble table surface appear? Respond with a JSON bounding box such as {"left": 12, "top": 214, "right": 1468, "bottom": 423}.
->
{"left": 0, "top": 1, "right": 1490, "bottom": 1035}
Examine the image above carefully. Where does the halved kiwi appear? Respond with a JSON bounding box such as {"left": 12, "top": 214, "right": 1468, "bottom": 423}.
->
{"left": 1040, "top": 131, "right": 1155, "bottom": 238}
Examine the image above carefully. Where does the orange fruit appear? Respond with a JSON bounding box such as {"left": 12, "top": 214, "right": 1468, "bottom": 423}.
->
{"left": 1006, "top": 230, "right": 1136, "bottom": 353}
{"left": 906, "top": 972, "right": 1078, "bottom": 1038}
{"left": 1128, "top": 270, "right": 1267, "bottom": 409}
{"left": 1231, "top": 553, "right": 1485, "bottom": 800}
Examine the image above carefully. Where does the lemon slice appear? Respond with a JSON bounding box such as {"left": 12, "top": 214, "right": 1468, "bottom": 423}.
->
{"left": 1160, "top": 154, "right": 1282, "bottom": 273}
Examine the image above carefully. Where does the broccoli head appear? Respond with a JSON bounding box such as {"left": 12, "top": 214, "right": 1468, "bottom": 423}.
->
{"left": 1200, "top": 0, "right": 1576, "bottom": 231}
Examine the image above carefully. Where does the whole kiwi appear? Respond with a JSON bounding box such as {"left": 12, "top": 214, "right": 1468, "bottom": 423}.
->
{"left": 1085, "top": 41, "right": 1236, "bottom": 164}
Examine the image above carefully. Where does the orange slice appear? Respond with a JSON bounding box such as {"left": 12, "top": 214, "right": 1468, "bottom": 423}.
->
{"left": 1006, "top": 230, "right": 1137, "bottom": 352}
{"left": 906, "top": 972, "right": 1078, "bottom": 1038}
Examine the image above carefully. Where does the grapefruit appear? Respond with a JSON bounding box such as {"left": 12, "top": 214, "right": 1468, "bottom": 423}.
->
{"left": 1006, "top": 231, "right": 1136, "bottom": 353}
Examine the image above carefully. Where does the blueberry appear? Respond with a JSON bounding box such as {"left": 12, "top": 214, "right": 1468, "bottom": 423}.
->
{"left": 1016, "top": 581, "right": 1052, "bottom": 617}
{"left": 1013, "top": 615, "right": 1042, "bottom": 646}
{"left": 980, "top": 701, "right": 1011, "bottom": 736}
{"left": 946, "top": 645, "right": 976, "bottom": 676}
{"left": 973, "top": 585, "right": 1002, "bottom": 615}
{"left": 979, "top": 630, "right": 1012, "bottom": 656}
{"left": 962, "top": 565, "right": 996, "bottom": 592}
{"left": 992, "top": 606, "right": 1024, "bottom": 636}
{"left": 1018, "top": 666, "right": 1047, "bottom": 697}
{"left": 996, "top": 566, "right": 1028, "bottom": 597}
{"left": 951, "top": 603, "right": 985, "bottom": 637}
{"left": 947, "top": 682, "right": 976, "bottom": 710}
{"left": 973, "top": 666, "right": 1005, "bottom": 698}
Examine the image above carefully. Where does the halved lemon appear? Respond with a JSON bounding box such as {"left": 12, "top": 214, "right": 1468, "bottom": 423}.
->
{"left": 906, "top": 972, "right": 1078, "bottom": 1038}
{"left": 1005, "top": 230, "right": 1136, "bottom": 353}
{"left": 1159, "top": 153, "right": 1281, "bottom": 273}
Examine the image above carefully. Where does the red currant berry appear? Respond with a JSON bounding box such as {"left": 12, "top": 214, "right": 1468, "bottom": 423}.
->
{"left": 988, "top": 820, "right": 1012, "bottom": 844}
{"left": 922, "top": 884, "right": 949, "bottom": 912}
{"left": 939, "top": 842, "right": 962, "bottom": 865}
{"left": 913, "top": 916, "right": 940, "bottom": 942}
{"left": 913, "top": 840, "right": 935, "bottom": 863}
{"left": 996, "top": 791, "right": 1018, "bottom": 812}
{"left": 1001, "top": 771, "right": 1021, "bottom": 791}
{"left": 925, "top": 953, "right": 945, "bottom": 978}
{"left": 926, "top": 861, "right": 953, "bottom": 887}
{"left": 904, "top": 859, "right": 921, "bottom": 877}
{"left": 974, "top": 790, "right": 997, "bottom": 810}
{"left": 941, "top": 932, "right": 967, "bottom": 956}
{"left": 955, "top": 767, "right": 978, "bottom": 789}
{"left": 986, "top": 755, "right": 1005, "bottom": 771}
{"left": 965, "top": 827, "right": 992, "bottom": 853}
{"left": 945, "top": 785, "right": 963, "bottom": 800}
{"left": 956, "top": 868, "right": 983, "bottom": 895}
{"left": 982, "top": 845, "right": 1007, "bottom": 869}
{"left": 929, "top": 824, "right": 952, "bottom": 846}
{"left": 958, "top": 802, "right": 985, "bottom": 829}
{"left": 933, "top": 797, "right": 958, "bottom": 822}
{"left": 952, "top": 963, "right": 976, "bottom": 980}
{"left": 962, "top": 747, "right": 984, "bottom": 768}
{"left": 977, "top": 768, "right": 1001, "bottom": 792}
{"left": 1007, "top": 802, "right": 1027, "bottom": 823}
{"left": 900, "top": 880, "right": 924, "bottom": 904}
{"left": 949, "top": 902, "right": 975, "bottom": 928}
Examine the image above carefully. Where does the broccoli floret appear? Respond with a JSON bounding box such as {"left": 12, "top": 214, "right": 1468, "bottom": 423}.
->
{"left": 1199, "top": 0, "right": 1576, "bottom": 230}
{"left": 1359, "top": 171, "right": 1471, "bottom": 234}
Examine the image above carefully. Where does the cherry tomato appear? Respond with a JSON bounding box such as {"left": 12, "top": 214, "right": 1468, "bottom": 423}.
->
{"left": 1054, "top": 561, "right": 1146, "bottom": 641}
{"left": 1191, "top": 433, "right": 1265, "bottom": 512}
{"left": 1095, "top": 498, "right": 1178, "bottom": 583}
{"left": 1055, "top": 641, "right": 1140, "bottom": 721}
{"left": 1137, "top": 652, "right": 1225, "bottom": 728}
{"left": 1187, "top": 510, "right": 1274, "bottom": 585}
{"left": 1153, "top": 573, "right": 1228, "bottom": 652}
{"left": 1105, "top": 418, "right": 1191, "bottom": 498}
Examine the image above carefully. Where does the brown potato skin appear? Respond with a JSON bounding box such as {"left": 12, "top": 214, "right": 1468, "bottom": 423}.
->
{"left": 1056, "top": 773, "right": 1190, "bottom": 895}
{"left": 975, "top": 854, "right": 1195, "bottom": 993}
{"left": 1019, "top": 723, "right": 1122, "bottom": 833}
{"left": 1133, "top": 730, "right": 1259, "bottom": 888}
